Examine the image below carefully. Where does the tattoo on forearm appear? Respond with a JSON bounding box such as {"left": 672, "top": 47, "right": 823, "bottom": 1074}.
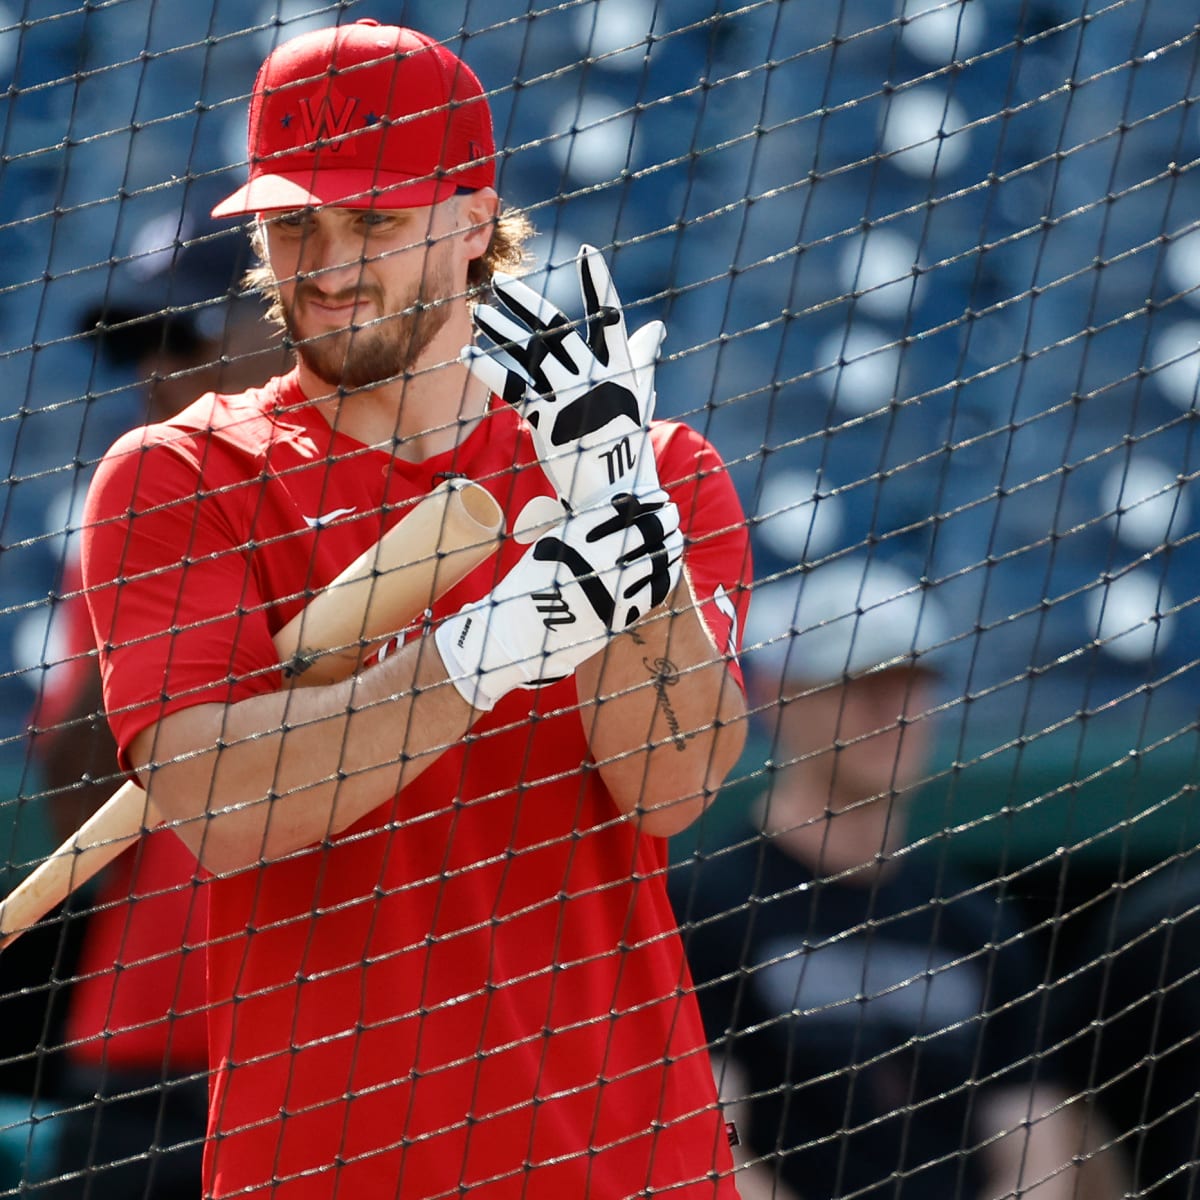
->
{"left": 643, "top": 656, "right": 689, "bottom": 751}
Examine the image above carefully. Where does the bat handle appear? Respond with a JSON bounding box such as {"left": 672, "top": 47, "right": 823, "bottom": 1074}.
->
{"left": 0, "top": 780, "right": 160, "bottom": 950}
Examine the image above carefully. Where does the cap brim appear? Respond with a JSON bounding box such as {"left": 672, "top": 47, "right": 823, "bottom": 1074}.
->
{"left": 211, "top": 170, "right": 461, "bottom": 218}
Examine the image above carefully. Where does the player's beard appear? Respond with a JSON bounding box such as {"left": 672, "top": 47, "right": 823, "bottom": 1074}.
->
{"left": 284, "top": 259, "right": 456, "bottom": 391}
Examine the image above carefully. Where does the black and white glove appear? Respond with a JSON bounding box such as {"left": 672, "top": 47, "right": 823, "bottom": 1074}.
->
{"left": 435, "top": 488, "right": 683, "bottom": 711}
{"left": 463, "top": 245, "right": 666, "bottom": 509}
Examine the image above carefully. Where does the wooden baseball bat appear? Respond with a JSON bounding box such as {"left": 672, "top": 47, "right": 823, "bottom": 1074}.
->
{"left": 0, "top": 477, "right": 504, "bottom": 950}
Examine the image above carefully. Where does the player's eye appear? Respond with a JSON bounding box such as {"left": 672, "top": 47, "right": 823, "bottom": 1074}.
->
{"left": 271, "top": 210, "right": 313, "bottom": 233}
{"left": 358, "top": 210, "right": 399, "bottom": 232}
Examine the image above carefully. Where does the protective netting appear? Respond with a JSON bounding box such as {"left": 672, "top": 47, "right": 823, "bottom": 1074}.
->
{"left": 0, "top": 1, "right": 1196, "bottom": 1197}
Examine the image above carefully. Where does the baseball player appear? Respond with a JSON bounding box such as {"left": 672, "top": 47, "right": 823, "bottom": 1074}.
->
{"left": 80, "top": 20, "right": 751, "bottom": 1200}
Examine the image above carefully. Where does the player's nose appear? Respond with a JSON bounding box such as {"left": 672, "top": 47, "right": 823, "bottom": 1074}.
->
{"left": 293, "top": 226, "right": 370, "bottom": 293}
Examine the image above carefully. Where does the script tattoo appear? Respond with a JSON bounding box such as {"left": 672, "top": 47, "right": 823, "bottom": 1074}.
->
{"left": 644, "top": 655, "right": 689, "bottom": 752}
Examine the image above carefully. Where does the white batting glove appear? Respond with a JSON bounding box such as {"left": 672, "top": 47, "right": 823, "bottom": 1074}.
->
{"left": 435, "top": 488, "right": 683, "bottom": 711}
{"left": 463, "top": 245, "right": 666, "bottom": 509}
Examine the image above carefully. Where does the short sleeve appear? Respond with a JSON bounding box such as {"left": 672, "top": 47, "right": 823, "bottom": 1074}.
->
{"left": 651, "top": 422, "right": 752, "bottom": 687}
{"left": 81, "top": 426, "right": 281, "bottom": 770}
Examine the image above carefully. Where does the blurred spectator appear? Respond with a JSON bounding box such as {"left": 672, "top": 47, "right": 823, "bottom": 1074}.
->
{"left": 670, "top": 558, "right": 1118, "bottom": 1200}
{"left": 23, "top": 198, "right": 283, "bottom": 1197}
{"left": 1056, "top": 856, "right": 1200, "bottom": 1200}
{"left": 33, "top": 197, "right": 284, "bottom": 836}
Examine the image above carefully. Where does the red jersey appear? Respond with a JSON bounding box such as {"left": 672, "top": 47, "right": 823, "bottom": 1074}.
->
{"left": 82, "top": 370, "right": 750, "bottom": 1199}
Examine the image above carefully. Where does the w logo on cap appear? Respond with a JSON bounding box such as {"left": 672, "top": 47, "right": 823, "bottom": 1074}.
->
{"left": 297, "top": 90, "right": 359, "bottom": 150}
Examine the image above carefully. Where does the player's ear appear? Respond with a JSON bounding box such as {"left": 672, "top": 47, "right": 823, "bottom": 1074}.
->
{"left": 457, "top": 187, "right": 499, "bottom": 260}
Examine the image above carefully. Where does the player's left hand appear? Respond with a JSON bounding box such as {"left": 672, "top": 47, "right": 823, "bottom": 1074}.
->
{"left": 435, "top": 485, "right": 683, "bottom": 710}
{"left": 463, "top": 245, "right": 666, "bottom": 509}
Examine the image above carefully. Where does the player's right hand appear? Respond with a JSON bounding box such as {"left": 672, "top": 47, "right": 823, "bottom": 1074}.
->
{"left": 463, "top": 245, "right": 666, "bottom": 510}
{"left": 434, "top": 487, "right": 683, "bottom": 711}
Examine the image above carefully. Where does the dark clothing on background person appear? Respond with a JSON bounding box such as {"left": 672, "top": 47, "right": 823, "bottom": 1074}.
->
{"left": 672, "top": 822, "right": 1053, "bottom": 1200}
{"left": 1058, "top": 862, "right": 1200, "bottom": 1200}
{"left": 33, "top": 1070, "right": 207, "bottom": 1200}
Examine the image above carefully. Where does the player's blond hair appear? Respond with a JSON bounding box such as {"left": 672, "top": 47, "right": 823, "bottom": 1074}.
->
{"left": 244, "top": 203, "right": 534, "bottom": 327}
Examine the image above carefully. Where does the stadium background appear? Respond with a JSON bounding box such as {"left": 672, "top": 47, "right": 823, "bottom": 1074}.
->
{"left": 0, "top": 0, "right": 1197, "bottom": 1182}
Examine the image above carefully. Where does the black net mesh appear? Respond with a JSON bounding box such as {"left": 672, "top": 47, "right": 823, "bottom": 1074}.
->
{"left": 0, "top": 2, "right": 1196, "bottom": 1197}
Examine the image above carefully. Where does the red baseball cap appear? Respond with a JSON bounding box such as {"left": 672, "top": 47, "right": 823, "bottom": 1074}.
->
{"left": 212, "top": 20, "right": 495, "bottom": 218}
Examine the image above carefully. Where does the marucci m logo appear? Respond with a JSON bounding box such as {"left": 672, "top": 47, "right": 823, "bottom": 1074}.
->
{"left": 600, "top": 437, "right": 634, "bottom": 485}
{"left": 533, "top": 590, "right": 575, "bottom": 628}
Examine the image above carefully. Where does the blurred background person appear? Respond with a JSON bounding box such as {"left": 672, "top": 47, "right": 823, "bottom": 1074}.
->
{"left": 22, "top": 191, "right": 283, "bottom": 1198}
{"left": 31, "top": 191, "right": 283, "bottom": 834}
{"left": 670, "top": 557, "right": 1122, "bottom": 1200}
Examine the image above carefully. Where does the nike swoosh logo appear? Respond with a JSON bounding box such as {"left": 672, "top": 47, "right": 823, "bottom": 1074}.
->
{"left": 302, "top": 506, "right": 358, "bottom": 528}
